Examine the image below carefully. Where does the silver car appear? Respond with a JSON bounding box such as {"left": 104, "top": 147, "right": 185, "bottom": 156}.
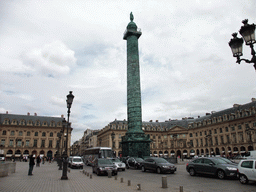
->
{"left": 109, "top": 158, "right": 126, "bottom": 171}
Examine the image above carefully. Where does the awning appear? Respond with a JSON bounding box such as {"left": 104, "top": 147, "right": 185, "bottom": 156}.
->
{"left": 222, "top": 151, "right": 225, "bottom": 153}
{"left": 6, "top": 154, "right": 12, "bottom": 157}
{"left": 240, "top": 151, "right": 246, "bottom": 153}
{"left": 233, "top": 151, "right": 238, "bottom": 154}
{"left": 171, "top": 153, "right": 175, "bottom": 155}
{"left": 228, "top": 151, "right": 231, "bottom": 153}
{"left": 183, "top": 153, "right": 187, "bottom": 155}
{"left": 211, "top": 151, "right": 214, "bottom": 154}
{"left": 190, "top": 153, "right": 195, "bottom": 155}
{"left": 15, "top": 154, "right": 21, "bottom": 157}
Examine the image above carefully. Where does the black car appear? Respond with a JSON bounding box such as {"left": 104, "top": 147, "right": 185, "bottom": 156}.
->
{"left": 126, "top": 157, "right": 144, "bottom": 169}
{"left": 141, "top": 157, "right": 177, "bottom": 174}
{"left": 92, "top": 158, "right": 118, "bottom": 176}
{"left": 186, "top": 157, "right": 237, "bottom": 179}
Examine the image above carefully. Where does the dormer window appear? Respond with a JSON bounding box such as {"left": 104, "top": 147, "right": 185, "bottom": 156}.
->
{"left": 3, "top": 119, "right": 9, "bottom": 125}
{"left": 36, "top": 120, "right": 40, "bottom": 126}
{"left": 20, "top": 120, "right": 26, "bottom": 125}
{"left": 11, "top": 120, "right": 17, "bottom": 125}
{"left": 50, "top": 121, "right": 55, "bottom": 127}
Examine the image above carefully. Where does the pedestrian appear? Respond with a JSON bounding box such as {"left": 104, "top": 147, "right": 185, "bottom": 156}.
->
{"left": 42, "top": 156, "right": 45, "bottom": 164}
{"left": 36, "top": 155, "right": 41, "bottom": 167}
{"left": 28, "top": 154, "right": 35, "bottom": 176}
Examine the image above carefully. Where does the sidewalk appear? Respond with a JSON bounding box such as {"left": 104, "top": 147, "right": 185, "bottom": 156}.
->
{"left": 0, "top": 161, "right": 177, "bottom": 192}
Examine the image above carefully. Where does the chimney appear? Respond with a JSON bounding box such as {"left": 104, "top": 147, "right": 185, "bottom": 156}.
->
{"left": 6, "top": 111, "right": 8, "bottom": 114}
{"left": 206, "top": 113, "right": 210, "bottom": 115}
{"left": 198, "top": 116, "right": 200, "bottom": 118}
{"left": 233, "top": 104, "right": 240, "bottom": 108}
{"left": 149, "top": 120, "right": 152, "bottom": 122}
{"left": 252, "top": 98, "right": 256, "bottom": 102}
{"left": 61, "top": 114, "right": 64, "bottom": 118}
{"left": 34, "top": 113, "right": 37, "bottom": 116}
{"left": 27, "top": 112, "right": 30, "bottom": 116}
{"left": 156, "top": 120, "right": 158, "bottom": 122}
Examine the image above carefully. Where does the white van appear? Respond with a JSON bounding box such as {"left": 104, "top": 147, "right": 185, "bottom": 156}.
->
{"left": 244, "top": 151, "right": 256, "bottom": 159}
{"left": 69, "top": 156, "right": 84, "bottom": 169}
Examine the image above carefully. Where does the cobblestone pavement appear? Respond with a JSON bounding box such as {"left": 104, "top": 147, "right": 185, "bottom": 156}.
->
{"left": 1, "top": 161, "right": 256, "bottom": 192}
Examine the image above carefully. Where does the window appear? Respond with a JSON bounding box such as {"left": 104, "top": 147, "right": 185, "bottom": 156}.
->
{"left": 220, "top": 128, "right": 223, "bottom": 133}
{"left": 189, "top": 133, "right": 193, "bottom": 137}
{"left": 50, "top": 121, "right": 55, "bottom": 127}
{"left": 241, "top": 161, "right": 253, "bottom": 169}
{"left": 27, "top": 132, "right": 30, "bottom": 136}
{"left": 49, "top": 140, "right": 52, "bottom": 148}
{"left": 42, "top": 132, "right": 46, "bottom": 137}
{"left": 25, "top": 140, "right": 29, "bottom": 147}
{"left": 50, "top": 132, "right": 53, "bottom": 137}
{"left": 231, "top": 127, "right": 235, "bottom": 131}
{"left": 226, "top": 135, "right": 230, "bottom": 143}
{"left": 209, "top": 130, "right": 212, "bottom": 135}
{"left": 20, "top": 120, "right": 25, "bottom": 125}
{"left": 238, "top": 125, "right": 242, "bottom": 130}
{"left": 2, "top": 130, "right": 6, "bottom": 135}
{"left": 4, "top": 119, "right": 9, "bottom": 124}
{"left": 41, "top": 140, "right": 45, "bottom": 147}
{"left": 220, "top": 136, "right": 224, "bottom": 144}
{"left": 1, "top": 139, "right": 5, "bottom": 146}
{"left": 205, "top": 131, "right": 207, "bottom": 135}
{"left": 36, "top": 120, "right": 40, "bottom": 126}
{"left": 214, "top": 129, "right": 217, "bottom": 134}
{"left": 203, "top": 159, "right": 212, "bottom": 164}
{"left": 19, "top": 131, "right": 23, "bottom": 136}
{"left": 196, "top": 132, "right": 198, "bottom": 137}
{"left": 200, "top": 132, "right": 202, "bottom": 136}
{"left": 33, "top": 140, "right": 37, "bottom": 147}
{"left": 9, "top": 139, "right": 13, "bottom": 146}
{"left": 215, "top": 137, "right": 218, "bottom": 145}
{"left": 11, "top": 131, "right": 15, "bottom": 136}
{"left": 35, "top": 132, "right": 38, "bottom": 136}
{"left": 225, "top": 127, "right": 229, "bottom": 132}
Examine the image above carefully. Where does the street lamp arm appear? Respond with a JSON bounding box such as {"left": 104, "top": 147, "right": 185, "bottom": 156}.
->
{"left": 236, "top": 57, "right": 256, "bottom": 70}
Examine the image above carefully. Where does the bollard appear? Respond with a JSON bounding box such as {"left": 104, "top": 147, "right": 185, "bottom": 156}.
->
{"left": 115, "top": 175, "right": 117, "bottom": 180}
{"left": 180, "top": 186, "right": 183, "bottom": 192}
{"left": 162, "top": 176, "right": 168, "bottom": 188}
{"left": 87, "top": 172, "right": 89, "bottom": 177}
{"left": 137, "top": 184, "right": 141, "bottom": 190}
{"left": 128, "top": 180, "right": 131, "bottom": 186}
{"left": 90, "top": 174, "right": 92, "bottom": 179}
{"left": 120, "top": 178, "right": 124, "bottom": 183}
{"left": 108, "top": 170, "right": 112, "bottom": 178}
{"left": 84, "top": 171, "right": 87, "bottom": 175}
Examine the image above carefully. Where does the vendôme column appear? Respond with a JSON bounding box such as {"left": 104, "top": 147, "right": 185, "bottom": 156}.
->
{"left": 121, "top": 12, "right": 151, "bottom": 158}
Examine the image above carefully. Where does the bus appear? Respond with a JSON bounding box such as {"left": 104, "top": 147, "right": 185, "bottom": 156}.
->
{"left": 83, "top": 147, "right": 115, "bottom": 166}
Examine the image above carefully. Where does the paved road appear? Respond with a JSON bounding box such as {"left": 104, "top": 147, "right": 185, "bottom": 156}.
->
{"left": 0, "top": 161, "right": 256, "bottom": 192}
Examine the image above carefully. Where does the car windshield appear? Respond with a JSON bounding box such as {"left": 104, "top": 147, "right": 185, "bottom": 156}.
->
{"left": 111, "top": 158, "right": 121, "bottom": 162}
{"left": 154, "top": 158, "right": 168, "bottom": 163}
{"left": 212, "top": 158, "right": 231, "bottom": 164}
{"left": 134, "top": 158, "right": 144, "bottom": 162}
{"left": 73, "top": 158, "right": 82, "bottom": 162}
{"left": 98, "top": 159, "right": 112, "bottom": 165}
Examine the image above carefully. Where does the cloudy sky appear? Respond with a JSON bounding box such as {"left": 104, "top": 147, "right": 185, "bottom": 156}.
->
{"left": 1, "top": 0, "right": 255, "bottom": 144}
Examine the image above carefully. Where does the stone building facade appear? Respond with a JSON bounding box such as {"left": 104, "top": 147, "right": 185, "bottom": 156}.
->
{"left": 97, "top": 98, "right": 256, "bottom": 158}
{"left": 0, "top": 112, "right": 72, "bottom": 160}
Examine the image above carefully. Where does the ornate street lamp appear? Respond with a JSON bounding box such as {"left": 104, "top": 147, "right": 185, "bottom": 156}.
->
{"left": 61, "top": 91, "right": 74, "bottom": 180}
{"left": 229, "top": 19, "right": 256, "bottom": 70}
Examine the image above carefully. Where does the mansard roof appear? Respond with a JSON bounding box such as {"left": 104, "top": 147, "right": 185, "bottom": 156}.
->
{"left": 0, "top": 113, "right": 64, "bottom": 125}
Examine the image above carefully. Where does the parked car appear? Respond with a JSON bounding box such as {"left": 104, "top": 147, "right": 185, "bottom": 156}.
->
{"left": 109, "top": 158, "right": 126, "bottom": 171}
{"left": 186, "top": 157, "right": 237, "bottom": 179}
{"left": 0, "top": 154, "right": 5, "bottom": 161}
{"left": 69, "top": 156, "right": 84, "bottom": 169}
{"left": 141, "top": 157, "right": 177, "bottom": 174}
{"left": 92, "top": 158, "right": 118, "bottom": 176}
{"left": 126, "top": 157, "right": 144, "bottom": 169}
{"left": 237, "top": 159, "right": 256, "bottom": 184}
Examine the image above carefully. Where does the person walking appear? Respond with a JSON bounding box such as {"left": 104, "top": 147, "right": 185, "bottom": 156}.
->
{"left": 36, "top": 155, "right": 41, "bottom": 167}
{"left": 28, "top": 154, "right": 35, "bottom": 176}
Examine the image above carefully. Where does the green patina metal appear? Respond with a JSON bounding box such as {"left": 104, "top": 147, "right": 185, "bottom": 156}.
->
{"left": 122, "top": 12, "right": 151, "bottom": 158}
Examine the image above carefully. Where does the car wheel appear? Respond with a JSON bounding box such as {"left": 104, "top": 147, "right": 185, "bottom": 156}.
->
{"left": 135, "top": 165, "right": 138, "bottom": 169}
{"left": 127, "top": 165, "right": 129, "bottom": 169}
{"left": 217, "top": 170, "right": 225, "bottom": 179}
{"left": 141, "top": 166, "right": 146, "bottom": 172}
{"left": 123, "top": 168, "right": 125, "bottom": 171}
{"left": 96, "top": 169, "right": 101, "bottom": 176}
{"left": 189, "top": 168, "right": 196, "bottom": 176}
{"left": 156, "top": 167, "right": 161, "bottom": 174}
{"left": 92, "top": 168, "right": 94, "bottom": 173}
{"left": 239, "top": 174, "right": 248, "bottom": 184}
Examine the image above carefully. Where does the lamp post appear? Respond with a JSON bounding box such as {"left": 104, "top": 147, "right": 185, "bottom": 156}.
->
{"left": 59, "top": 119, "right": 66, "bottom": 170}
{"left": 229, "top": 19, "right": 256, "bottom": 70}
{"left": 61, "top": 91, "right": 74, "bottom": 180}
{"left": 111, "top": 132, "right": 115, "bottom": 157}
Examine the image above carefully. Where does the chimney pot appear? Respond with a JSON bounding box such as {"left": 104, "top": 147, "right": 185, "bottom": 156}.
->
{"left": 27, "top": 112, "right": 30, "bottom": 116}
{"left": 252, "top": 98, "right": 256, "bottom": 102}
{"left": 34, "top": 113, "right": 37, "bottom": 116}
{"left": 6, "top": 111, "right": 8, "bottom": 114}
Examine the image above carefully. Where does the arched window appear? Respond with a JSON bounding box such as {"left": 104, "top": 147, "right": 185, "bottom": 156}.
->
{"left": 42, "top": 132, "right": 46, "bottom": 137}
{"left": 50, "top": 132, "right": 53, "bottom": 137}
{"left": 35, "top": 132, "right": 38, "bottom": 136}
{"left": 19, "top": 131, "right": 23, "bottom": 136}
{"left": 11, "top": 131, "right": 15, "bottom": 136}
{"left": 27, "top": 131, "right": 30, "bottom": 136}
{"left": 2, "top": 130, "right": 6, "bottom": 135}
